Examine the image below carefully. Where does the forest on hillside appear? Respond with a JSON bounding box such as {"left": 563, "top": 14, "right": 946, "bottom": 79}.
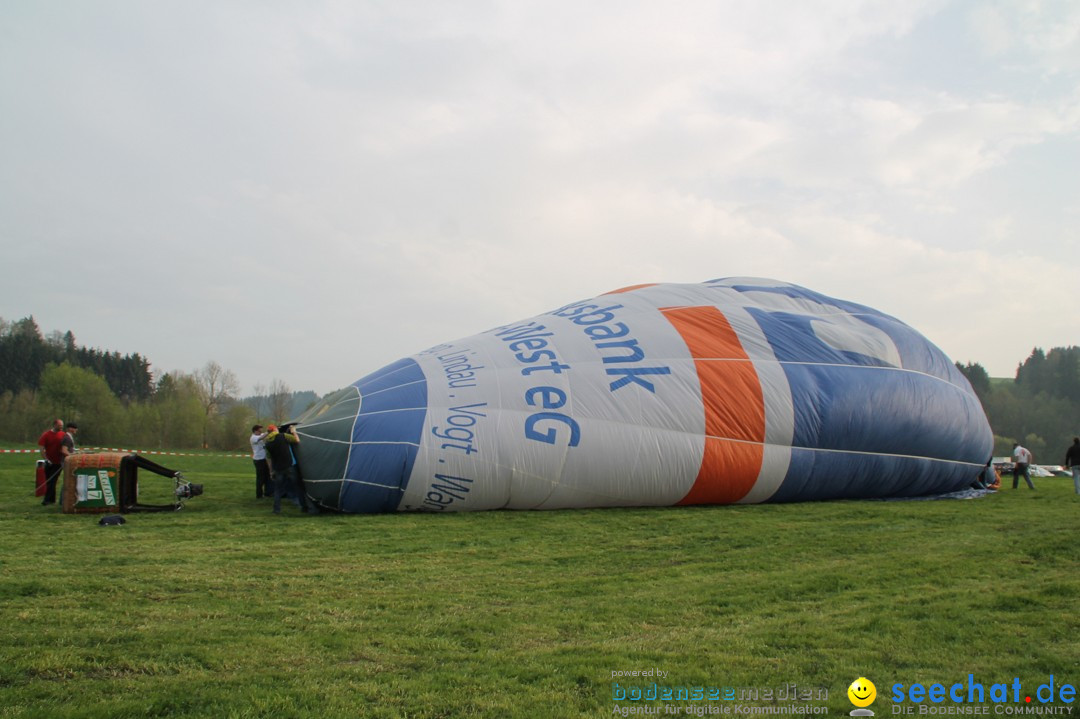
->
{"left": 0, "top": 316, "right": 315, "bottom": 451}
{"left": 957, "top": 345, "right": 1080, "bottom": 462}
{"left": 2, "top": 315, "right": 1078, "bottom": 458}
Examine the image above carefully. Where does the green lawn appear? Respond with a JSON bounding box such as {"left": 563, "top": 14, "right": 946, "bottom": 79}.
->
{"left": 1, "top": 451, "right": 1078, "bottom": 718}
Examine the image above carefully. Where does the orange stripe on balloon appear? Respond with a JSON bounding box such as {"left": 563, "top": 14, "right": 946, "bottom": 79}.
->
{"left": 603, "top": 283, "right": 658, "bottom": 295}
{"left": 662, "top": 306, "right": 765, "bottom": 505}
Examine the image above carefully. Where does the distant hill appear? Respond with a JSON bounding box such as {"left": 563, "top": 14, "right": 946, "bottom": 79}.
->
{"left": 240, "top": 390, "right": 321, "bottom": 421}
{"left": 288, "top": 391, "right": 320, "bottom": 417}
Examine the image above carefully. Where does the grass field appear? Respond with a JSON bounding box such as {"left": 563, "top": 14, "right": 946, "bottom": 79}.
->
{"left": 1, "top": 450, "right": 1078, "bottom": 718}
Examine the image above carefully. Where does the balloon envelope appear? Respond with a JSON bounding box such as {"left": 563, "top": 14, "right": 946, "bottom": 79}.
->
{"left": 294, "top": 278, "right": 992, "bottom": 513}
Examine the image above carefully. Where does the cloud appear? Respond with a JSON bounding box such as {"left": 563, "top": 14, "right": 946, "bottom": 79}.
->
{"left": 970, "top": 1, "right": 1080, "bottom": 76}
{"left": 874, "top": 97, "right": 1075, "bottom": 189}
{"left": 1, "top": 0, "right": 1077, "bottom": 393}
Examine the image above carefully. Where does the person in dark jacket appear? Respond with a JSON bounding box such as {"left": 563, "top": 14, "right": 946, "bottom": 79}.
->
{"left": 1065, "top": 437, "right": 1080, "bottom": 495}
{"left": 264, "top": 424, "right": 316, "bottom": 514}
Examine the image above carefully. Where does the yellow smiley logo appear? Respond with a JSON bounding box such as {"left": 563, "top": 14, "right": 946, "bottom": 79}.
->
{"left": 848, "top": 677, "right": 877, "bottom": 707}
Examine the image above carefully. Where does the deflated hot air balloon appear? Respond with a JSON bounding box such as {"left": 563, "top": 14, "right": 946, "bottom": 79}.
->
{"left": 293, "top": 278, "right": 992, "bottom": 513}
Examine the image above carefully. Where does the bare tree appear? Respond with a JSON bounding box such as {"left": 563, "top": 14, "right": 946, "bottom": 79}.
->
{"left": 194, "top": 361, "right": 240, "bottom": 448}
{"left": 251, "top": 381, "right": 267, "bottom": 422}
{"left": 268, "top": 378, "right": 292, "bottom": 424}
{"left": 44, "top": 329, "right": 65, "bottom": 349}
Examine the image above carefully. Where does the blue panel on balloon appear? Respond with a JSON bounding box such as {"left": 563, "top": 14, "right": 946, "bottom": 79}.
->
{"left": 340, "top": 358, "right": 428, "bottom": 512}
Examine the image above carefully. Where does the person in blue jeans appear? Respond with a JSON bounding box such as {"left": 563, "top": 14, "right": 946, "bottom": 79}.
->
{"left": 1065, "top": 437, "right": 1080, "bottom": 495}
{"left": 264, "top": 424, "right": 317, "bottom": 514}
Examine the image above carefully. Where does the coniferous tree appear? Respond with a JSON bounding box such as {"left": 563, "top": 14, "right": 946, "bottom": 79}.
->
{"left": 956, "top": 361, "right": 991, "bottom": 402}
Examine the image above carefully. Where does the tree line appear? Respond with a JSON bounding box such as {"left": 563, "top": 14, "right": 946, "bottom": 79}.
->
{"left": 0, "top": 317, "right": 152, "bottom": 402}
{"left": 957, "top": 345, "right": 1080, "bottom": 462}
{"left": 0, "top": 316, "right": 309, "bottom": 451}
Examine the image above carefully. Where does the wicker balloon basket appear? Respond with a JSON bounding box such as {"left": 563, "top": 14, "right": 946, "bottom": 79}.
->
{"left": 62, "top": 453, "right": 128, "bottom": 514}
{"left": 61, "top": 452, "right": 199, "bottom": 514}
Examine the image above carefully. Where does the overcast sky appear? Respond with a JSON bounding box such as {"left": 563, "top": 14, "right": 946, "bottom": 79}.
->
{"left": 2, "top": 1, "right": 1077, "bottom": 396}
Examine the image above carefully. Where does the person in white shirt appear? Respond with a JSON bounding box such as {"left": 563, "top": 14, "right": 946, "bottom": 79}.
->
{"left": 1011, "top": 442, "right": 1035, "bottom": 490}
{"left": 250, "top": 425, "right": 271, "bottom": 498}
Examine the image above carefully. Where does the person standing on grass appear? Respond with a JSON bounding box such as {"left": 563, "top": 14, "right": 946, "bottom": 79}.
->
{"left": 55, "top": 422, "right": 79, "bottom": 506}
{"left": 264, "top": 424, "right": 316, "bottom": 514}
{"left": 1065, "top": 437, "right": 1080, "bottom": 495}
{"left": 62, "top": 422, "right": 78, "bottom": 458}
{"left": 1012, "top": 442, "right": 1035, "bottom": 490}
{"left": 250, "top": 424, "right": 271, "bottom": 499}
{"left": 37, "top": 419, "right": 66, "bottom": 505}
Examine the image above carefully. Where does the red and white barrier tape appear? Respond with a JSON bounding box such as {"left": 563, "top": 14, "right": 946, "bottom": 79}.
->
{"left": 0, "top": 447, "right": 252, "bottom": 458}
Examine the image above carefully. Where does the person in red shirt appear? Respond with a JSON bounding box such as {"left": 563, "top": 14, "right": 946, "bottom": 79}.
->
{"left": 37, "top": 419, "right": 66, "bottom": 505}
